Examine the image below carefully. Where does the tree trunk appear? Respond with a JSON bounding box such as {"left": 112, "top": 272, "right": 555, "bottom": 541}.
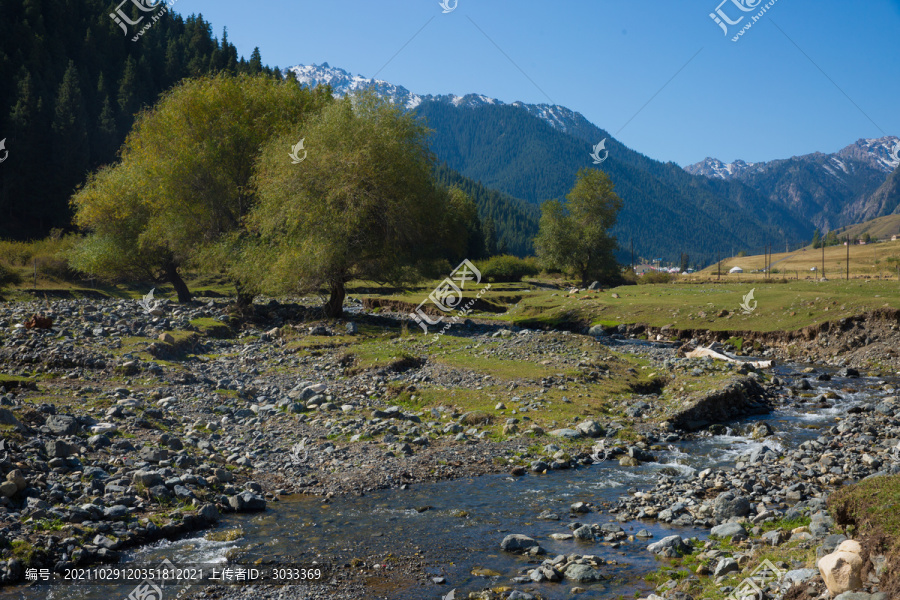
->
{"left": 234, "top": 281, "right": 255, "bottom": 311}
{"left": 323, "top": 280, "right": 345, "bottom": 318}
{"left": 165, "top": 262, "right": 192, "bottom": 303}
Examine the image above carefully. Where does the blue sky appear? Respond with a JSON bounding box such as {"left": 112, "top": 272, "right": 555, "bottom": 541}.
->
{"left": 181, "top": 0, "right": 900, "bottom": 166}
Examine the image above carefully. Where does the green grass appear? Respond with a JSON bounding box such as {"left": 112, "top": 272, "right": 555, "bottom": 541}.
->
{"left": 484, "top": 280, "right": 900, "bottom": 333}
{"left": 189, "top": 317, "right": 232, "bottom": 338}
{"left": 829, "top": 475, "right": 900, "bottom": 595}
{"left": 830, "top": 474, "right": 900, "bottom": 540}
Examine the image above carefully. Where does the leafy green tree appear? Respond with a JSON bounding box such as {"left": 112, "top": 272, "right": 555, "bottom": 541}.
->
{"left": 445, "top": 187, "right": 484, "bottom": 261}
{"left": 244, "top": 94, "right": 456, "bottom": 317}
{"left": 812, "top": 228, "right": 822, "bottom": 249}
{"left": 71, "top": 75, "right": 330, "bottom": 302}
{"left": 534, "top": 168, "right": 622, "bottom": 286}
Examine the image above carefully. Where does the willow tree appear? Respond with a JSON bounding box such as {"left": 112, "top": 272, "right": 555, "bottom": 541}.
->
{"left": 245, "top": 94, "right": 453, "bottom": 317}
{"left": 535, "top": 168, "right": 623, "bottom": 286}
{"left": 70, "top": 74, "right": 331, "bottom": 302}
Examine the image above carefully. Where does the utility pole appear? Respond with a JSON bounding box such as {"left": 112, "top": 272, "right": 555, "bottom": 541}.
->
{"left": 846, "top": 235, "right": 850, "bottom": 280}
{"left": 717, "top": 254, "right": 721, "bottom": 281}
{"left": 822, "top": 241, "right": 825, "bottom": 280}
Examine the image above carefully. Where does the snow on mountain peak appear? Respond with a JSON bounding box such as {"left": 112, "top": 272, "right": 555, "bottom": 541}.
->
{"left": 285, "top": 63, "right": 592, "bottom": 135}
{"left": 685, "top": 135, "right": 900, "bottom": 181}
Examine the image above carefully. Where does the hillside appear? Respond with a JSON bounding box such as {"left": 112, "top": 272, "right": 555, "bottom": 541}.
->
{"left": 289, "top": 63, "right": 814, "bottom": 263}
{"left": 694, "top": 238, "right": 900, "bottom": 280}
{"left": 838, "top": 213, "right": 900, "bottom": 242}
{"left": 414, "top": 100, "right": 811, "bottom": 264}
{"left": 433, "top": 165, "right": 539, "bottom": 257}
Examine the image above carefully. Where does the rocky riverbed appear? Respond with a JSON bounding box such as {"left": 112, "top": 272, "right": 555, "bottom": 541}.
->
{"left": 1, "top": 295, "right": 898, "bottom": 599}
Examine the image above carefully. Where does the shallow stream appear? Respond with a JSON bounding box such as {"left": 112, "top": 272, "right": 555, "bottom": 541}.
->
{"left": 13, "top": 363, "right": 898, "bottom": 600}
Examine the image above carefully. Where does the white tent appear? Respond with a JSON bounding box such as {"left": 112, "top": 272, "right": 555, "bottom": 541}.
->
{"left": 729, "top": 266, "right": 744, "bottom": 273}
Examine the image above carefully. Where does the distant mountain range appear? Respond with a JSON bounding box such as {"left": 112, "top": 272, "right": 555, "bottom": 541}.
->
{"left": 286, "top": 63, "right": 898, "bottom": 264}
{"left": 686, "top": 138, "right": 900, "bottom": 232}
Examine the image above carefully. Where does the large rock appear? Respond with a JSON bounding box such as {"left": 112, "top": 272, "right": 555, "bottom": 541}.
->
{"left": 132, "top": 469, "right": 164, "bottom": 487}
{"left": 783, "top": 568, "right": 820, "bottom": 585}
{"left": 714, "top": 558, "right": 740, "bottom": 577}
{"left": 7, "top": 470, "right": 26, "bottom": 491}
{"left": 818, "top": 540, "right": 863, "bottom": 596}
{"left": 575, "top": 420, "right": 604, "bottom": 438}
{"left": 564, "top": 563, "right": 604, "bottom": 582}
{"left": 500, "top": 534, "right": 540, "bottom": 554}
{"left": 572, "top": 525, "right": 593, "bottom": 540}
{"left": 713, "top": 492, "right": 751, "bottom": 520}
{"left": 647, "top": 535, "right": 690, "bottom": 556}
{"left": 0, "top": 408, "right": 21, "bottom": 427}
{"left": 0, "top": 481, "right": 18, "bottom": 497}
{"left": 46, "top": 414, "right": 78, "bottom": 435}
{"left": 139, "top": 446, "right": 168, "bottom": 462}
{"left": 45, "top": 439, "right": 77, "bottom": 458}
{"left": 548, "top": 428, "right": 581, "bottom": 439}
{"left": 228, "top": 491, "right": 266, "bottom": 512}
{"left": 710, "top": 522, "right": 747, "bottom": 540}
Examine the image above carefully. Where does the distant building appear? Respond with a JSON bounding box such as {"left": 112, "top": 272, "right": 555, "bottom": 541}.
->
{"left": 892, "top": 234, "right": 898, "bottom": 241}
{"left": 729, "top": 266, "right": 744, "bottom": 274}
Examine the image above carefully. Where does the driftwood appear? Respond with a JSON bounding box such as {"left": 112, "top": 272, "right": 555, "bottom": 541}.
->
{"left": 683, "top": 342, "right": 773, "bottom": 369}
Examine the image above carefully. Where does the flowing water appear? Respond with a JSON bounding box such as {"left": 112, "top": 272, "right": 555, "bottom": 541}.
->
{"left": 11, "top": 364, "right": 899, "bottom": 600}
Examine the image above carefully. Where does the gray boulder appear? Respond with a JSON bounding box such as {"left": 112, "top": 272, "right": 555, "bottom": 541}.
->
{"left": 587, "top": 325, "right": 606, "bottom": 337}
{"left": 783, "top": 568, "right": 820, "bottom": 585}
{"left": 714, "top": 558, "right": 740, "bottom": 577}
{"left": 0, "top": 408, "right": 21, "bottom": 427}
{"left": 575, "top": 420, "right": 604, "bottom": 438}
{"left": 500, "top": 534, "right": 540, "bottom": 554}
{"left": 564, "top": 563, "right": 604, "bottom": 582}
{"left": 45, "top": 439, "right": 77, "bottom": 458}
{"left": 647, "top": 535, "right": 690, "bottom": 556}
{"left": 548, "top": 428, "right": 581, "bottom": 439}
{"left": 710, "top": 522, "right": 747, "bottom": 540}
{"left": 132, "top": 469, "right": 164, "bottom": 487}
{"left": 46, "top": 414, "right": 78, "bottom": 435}
{"left": 228, "top": 491, "right": 266, "bottom": 512}
{"left": 713, "top": 492, "right": 751, "bottom": 520}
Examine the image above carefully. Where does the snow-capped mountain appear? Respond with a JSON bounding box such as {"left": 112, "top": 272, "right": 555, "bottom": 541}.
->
{"left": 686, "top": 136, "right": 900, "bottom": 232}
{"left": 287, "top": 62, "right": 899, "bottom": 239}
{"left": 685, "top": 136, "right": 900, "bottom": 181}
{"left": 285, "top": 63, "right": 598, "bottom": 137}
{"left": 684, "top": 157, "right": 760, "bottom": 180}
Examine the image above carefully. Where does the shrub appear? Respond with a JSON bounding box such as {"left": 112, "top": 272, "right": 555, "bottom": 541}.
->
{"left": 477, "top": 255, "right": 539, "bottom": 283}
{"left": 0, "top": 235, "right": 82, "bottom": 282}
{"left": 639, "top": 271, "right": 673, "bottom": 284}
{"left": 0, "top": 263, "right": 22, "bottom": 294}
